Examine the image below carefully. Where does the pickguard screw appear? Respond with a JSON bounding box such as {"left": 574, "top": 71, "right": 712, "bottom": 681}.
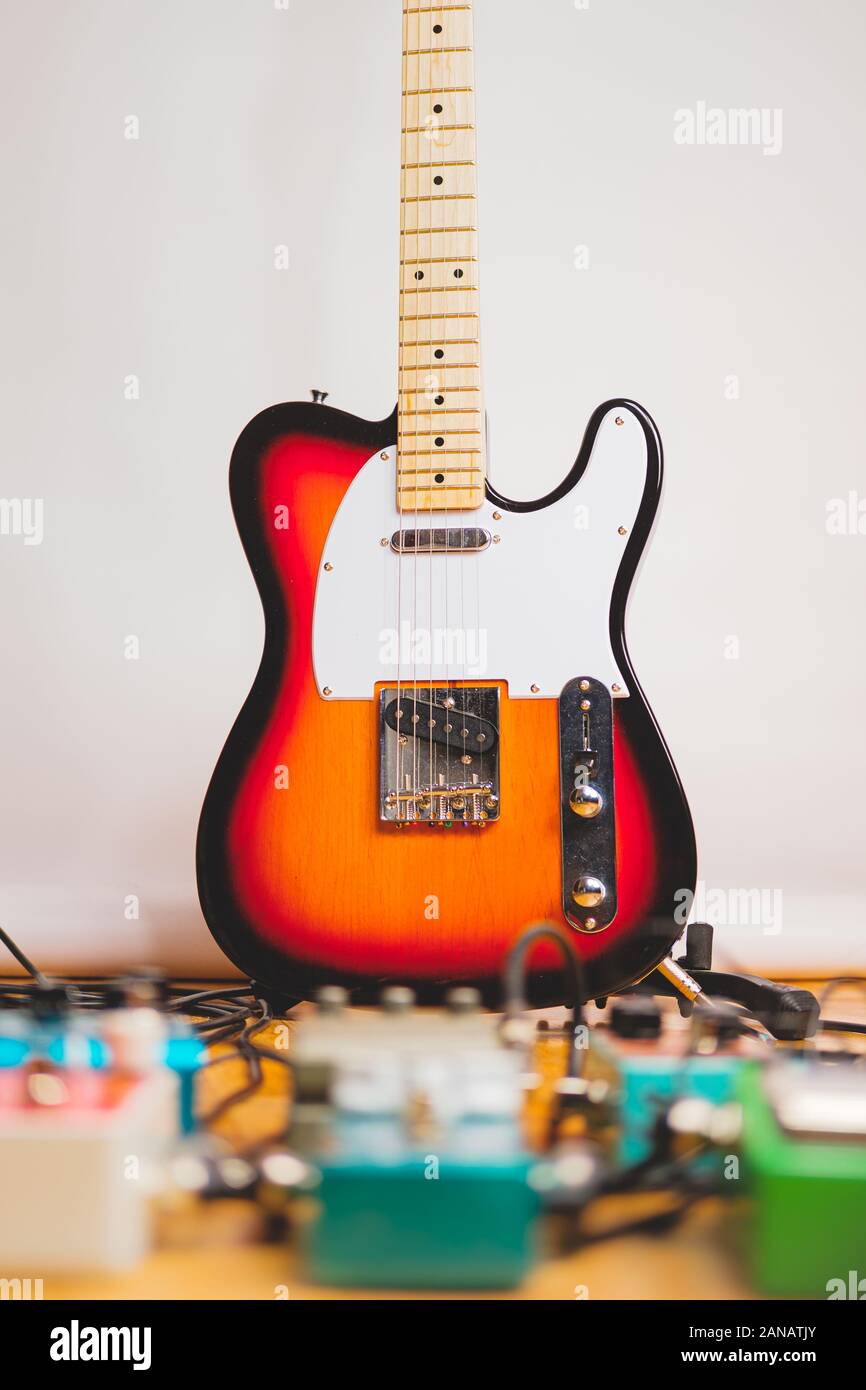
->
{"left": 493, "top": 535, "right": 501, "bottom": 544}
{"left": 492, "top": 511, "right": 502, "bottom": 521}
{"left": 380, "top": 538, "right": 388, "bottom": 547}
{"left": 618, "top": 526, "right": 627, "bottom": 536}
{"left": 380, "top": 452, "right": 389, "bottom": 461}
{"left": 324, "top": 562, "right": 333, "bottom": 571}
{"left": 323, "top": 687, "right": 332, "bottom": 696}
{"left": 531, "top": 684, "right": 540, "bottom": 694}
{"left": 615, "top": 417, "right": 624, "bottom": 427}
{"left": 612, "top": 683, "right": 621, "bottom": 693}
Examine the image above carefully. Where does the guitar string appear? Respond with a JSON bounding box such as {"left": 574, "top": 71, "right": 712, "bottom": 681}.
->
{"left": 434, "top": 21, "right": 457, "bottom": 822}
{"left": 428, "top": 34, "right": 437, "bottom": 819}
{"left": 412, "top": 17, "right": 424, "bottom": 813}
{"left": 440, "top": 84, "right": 453, "bottom": 818}
{"left": 397, "top": 4, "right": 411, "bottom": 816}
{"left": 414, "top": 27, "right": 422, "bottom": 811}
{"left": 412, "top": 12, "right": 424, "bottom": 813}
{"left": 459, "top": 42, "right": 470, "bottom": 819}
{"left": 469, "top": 19, "right": 481, "bottom": 813}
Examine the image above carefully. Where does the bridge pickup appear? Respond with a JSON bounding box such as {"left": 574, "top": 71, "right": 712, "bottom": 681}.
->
{"left": 390, "top": 527, "right": 491, "bottom": 555}
{"left": 559, "top": 677, "right": 617, "bottom": 933}
{"left": 384, "top": 695, "right": 498, "bottom": 755}
{"left": 379, "top": 686, "right": 500, "bottom": 825}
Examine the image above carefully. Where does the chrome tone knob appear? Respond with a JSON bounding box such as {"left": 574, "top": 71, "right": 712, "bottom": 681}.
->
{"left": 569, "top": 784, "right": 603, "bottom": 818}
{"left": 572, "top": 876, "right": 606, "bottom": 909}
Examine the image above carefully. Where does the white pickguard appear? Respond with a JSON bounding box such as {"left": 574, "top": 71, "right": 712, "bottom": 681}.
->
{"left": 312, "top": 405, "right": 650, "bottom": 700}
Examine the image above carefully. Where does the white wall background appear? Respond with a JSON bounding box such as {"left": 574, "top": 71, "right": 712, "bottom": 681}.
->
{"left": 0, "top": 0, "right": 863, "bottom": 977}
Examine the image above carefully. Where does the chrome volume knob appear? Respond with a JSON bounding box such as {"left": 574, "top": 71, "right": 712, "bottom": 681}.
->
{"left": 572, "top": 876, "right": 606, "bottom": 909}
{"left": 569, "top": 784, "right": 603, "bottom": 818}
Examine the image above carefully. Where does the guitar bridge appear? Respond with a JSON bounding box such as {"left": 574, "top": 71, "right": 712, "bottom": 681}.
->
{"left": 378, "top": 686, "right": 500, "bottom": 825}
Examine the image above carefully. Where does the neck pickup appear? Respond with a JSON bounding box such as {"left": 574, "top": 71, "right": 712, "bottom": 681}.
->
{"left": 390, "top": 526, "right": 490, "bottom": 554}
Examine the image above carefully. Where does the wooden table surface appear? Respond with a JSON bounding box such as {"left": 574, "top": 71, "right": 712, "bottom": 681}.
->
{"left": 42, "top": 980, "right": 865, "bottom": 1302}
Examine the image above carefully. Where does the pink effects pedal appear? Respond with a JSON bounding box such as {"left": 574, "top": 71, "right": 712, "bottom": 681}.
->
{"left": 0, "top": 1062, "right": 177, "bottom": 1274}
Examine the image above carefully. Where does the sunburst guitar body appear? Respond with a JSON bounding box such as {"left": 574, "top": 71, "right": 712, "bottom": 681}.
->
{"left": 196, "top": 2, "right": 696, "bottom": 1006}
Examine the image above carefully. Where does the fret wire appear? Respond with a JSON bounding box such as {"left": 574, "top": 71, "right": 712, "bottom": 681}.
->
{"left": 402, "top": 160, "right": 476, "bottom": 169}
{"left": 405, "top": 47, "right": 472, "bottom": 56}
{"left": 401, "top": 227, "right": 477, "bottom": 235}
{"left": 401, "top": 286, "right": 477, "bottom": 295}
{"left": 402, "top": 124, "right": 474, "bottom": 134}
{"left": 402, "top": 86, "right": 473, "bottom": 95}
{"left": 402, "top": 195, "right": 476, "bottom": 204}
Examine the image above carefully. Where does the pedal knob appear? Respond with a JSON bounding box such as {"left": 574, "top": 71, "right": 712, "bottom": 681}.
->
{"left": 569, "top": 784, "right": 603, "bottom": 818}
{"left": 572, "top": 875, "right": 606, "bottom": 909}
{"left": 610, "top": 997, "right": 662, "bottom": 1040}
{"left": 446, "top": 987, "right": 481, "bottom": 1014}
{"left": 381, "top": 986, "right": 415, "bottom": 1013}
{"left": 316, "top": 985, "right": 348, "bottom": 1015}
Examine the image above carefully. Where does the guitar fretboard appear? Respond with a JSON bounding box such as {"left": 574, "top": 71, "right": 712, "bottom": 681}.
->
{"left": 398, "top": 1, "right": 483, "bottom": 513}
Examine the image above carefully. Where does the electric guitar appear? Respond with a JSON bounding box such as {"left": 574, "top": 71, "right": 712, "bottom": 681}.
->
{"left": 196, "top": 0, "right": 696, "bottom": 1005}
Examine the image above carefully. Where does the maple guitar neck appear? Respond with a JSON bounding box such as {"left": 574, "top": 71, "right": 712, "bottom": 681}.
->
{"left": 398, "top": 1, "right": 484, "bottom": 513}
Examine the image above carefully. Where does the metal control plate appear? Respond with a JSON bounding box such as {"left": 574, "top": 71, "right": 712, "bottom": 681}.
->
{"left": 559, "top": 676, "right": 617, "bottom": 932}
